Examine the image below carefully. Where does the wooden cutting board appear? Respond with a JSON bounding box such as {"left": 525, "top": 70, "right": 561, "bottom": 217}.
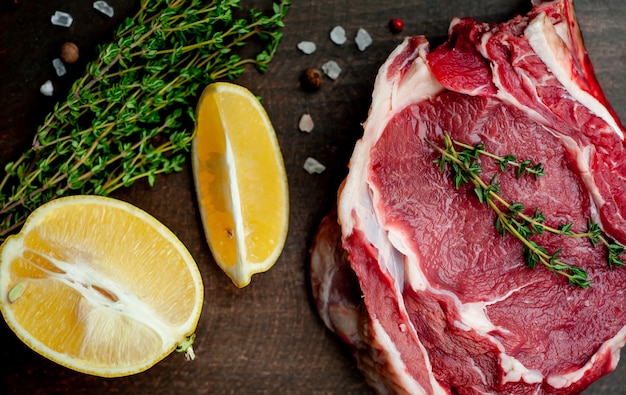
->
{"left": 1, "top": 1, "right": 625, "bottom": 393}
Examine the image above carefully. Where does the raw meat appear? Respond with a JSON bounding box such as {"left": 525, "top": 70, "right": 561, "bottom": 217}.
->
{"left": 310, "top": 1, "right": 626, "bottom": 394}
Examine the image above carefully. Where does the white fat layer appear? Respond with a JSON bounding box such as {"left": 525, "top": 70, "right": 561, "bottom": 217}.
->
{"left": 390, "top": 47, "right": 445, "bottom": 113}
{"left": 338, "top": 37, "right": 443, "bottom": 239}
{"left": 403, "top": 253, "right": 429, "bottom": 292}
{"left": 556, "top": 132, "right": 606, "bottom": 225}
{"left": 572, "top": 142, "right": 606, "bottom": 211}
{"left": 525, "top": 12, "right": 623, "bottom": 139}
{"left": 387, "top": 230, "right": 427, "bottom": 292}
{"left": 338, "top": 38, "right": 443, "bottom": 294}
{"left": 337, "top": 37, "right": 448, "bottom": 395}
{"left": 453, "top": 284, "right": 555, "bottom": 387}
{"left": 500, "top": 353, "right": 544, "bottom": 384}
{"left": 370, "top": 319, "right": 449, "bottom": 395}
{"left": 455, "top": 302, "right": 496, "bottom": 333}
{"left": 467, "top": 358, "right": 493, "bottom": 393}
{"left": 547, "top": 323, "right": 626, "bottom": 388}
{"left": 481, "top": 30, "right": 551, "bottom": 126}
{"left": 311, "top": 244, "right": 338, "bottom": 329}
{"left": 455, "top": 282, "right": 537, "bottom": 335}
{"left": 328, "top": 304, "right": 361, "bottom": 344}
{"left": 383, "top": 232, "right": 408, "bottom": 292}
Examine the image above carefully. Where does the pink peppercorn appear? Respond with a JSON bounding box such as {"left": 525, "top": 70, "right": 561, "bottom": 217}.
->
{"left": 389, "top": 18, "right": 404, "bottom": 34}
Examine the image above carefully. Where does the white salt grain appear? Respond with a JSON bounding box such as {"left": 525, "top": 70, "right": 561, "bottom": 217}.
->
{"left": 51, "top": 11, "right": 73, "bottom": 27}
{"left": 355, "top": 28, "right": 373, "bottom": 51}
{"left": 93, "top": 1, "right": 114, "bottom": 18}
{"left": 297, "top": 41, "right": 316, "bottom": 55}
{"left": 321, "top": 60, "right": 341, "bottom": 80}
{"left": 298, "top": 114, "right": 314, "bottom": 133}
{"left": 329, "top": 26, "right": 347, "bottom": 45}
{"left": 52, "top": 58, "right": 67, "bottom": 77}
{"left": 40, "top": 80, "right": 54, "bottom": 96}
{"left": 304, "top": 157, "right": 326, "bottom": 174}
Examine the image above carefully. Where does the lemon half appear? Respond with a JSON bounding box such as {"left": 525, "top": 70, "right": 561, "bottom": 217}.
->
{"left": 0, "top": 195, "right": 204, "bottom": 377}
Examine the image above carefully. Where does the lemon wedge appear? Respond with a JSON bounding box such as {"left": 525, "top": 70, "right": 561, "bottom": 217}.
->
{"left": 192, "top": 82, "right": 289, "bottom": 287}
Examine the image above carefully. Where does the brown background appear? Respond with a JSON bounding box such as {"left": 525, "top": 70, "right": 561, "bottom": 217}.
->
{"left": 1, "top": 1, "right": 625, "bottom": 394}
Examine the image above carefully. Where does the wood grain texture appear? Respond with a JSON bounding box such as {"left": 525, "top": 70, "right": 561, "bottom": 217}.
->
{"left": 0, "top": 1, "right": 625, "bottom": 394}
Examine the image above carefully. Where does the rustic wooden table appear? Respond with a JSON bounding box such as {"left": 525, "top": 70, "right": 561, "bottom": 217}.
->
{"left": 1, "top": 1, "right": 625, "bottom": 394}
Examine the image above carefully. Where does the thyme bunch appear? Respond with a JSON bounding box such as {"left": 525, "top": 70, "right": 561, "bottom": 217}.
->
{"left": 0, "top": 0, "right": 290, "bottom": 242}
{"left": 427, "top": 133, "right": 625, "bottom": 288}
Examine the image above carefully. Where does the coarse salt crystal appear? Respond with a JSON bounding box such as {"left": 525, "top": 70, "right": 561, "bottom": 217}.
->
{"left": 298, "top": 114, "right": 314, "bottom": 133}
{"left": 304, "top": 157, "right": 326, "bottom": 174}
{"left": 329, "top": 26, "right": 347, "bottom": 45}
{"left": 321, "top": 60, "right": 341, "bottom": 80}
{"left": 355, "top": 28, "right": 373, "bottom": 51}
{"left": 93, "top": 1, "right": 114, "bottom": 18}
{"left": 40, "top": 80, "right": 54, "bottom": 96}
{"left": 297, "top": 41, "right": 316, "bottom": 55}
{"left": 51, "top": 11, "right": 73, "bottom": 27}
{"left": 52, "top": 58, "right": 67, "bottom": 77}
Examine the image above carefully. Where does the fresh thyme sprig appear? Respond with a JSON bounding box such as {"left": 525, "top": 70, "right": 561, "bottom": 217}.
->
{"left": 426, "top": 133, "right": 625, "bottom": 288}
{"left": 0, "top": 0, "right": 290, "bottom": 242}
{"left": 586, "top": 220, "right": 626, "bottom": 269}
{"left": 451, "top": 140, "right": 545, "bottom": 180}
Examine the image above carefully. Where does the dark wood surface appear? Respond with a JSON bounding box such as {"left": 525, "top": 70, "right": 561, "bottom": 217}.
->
{"left": 1, "top": 1, "right": 626, "bottom": 394}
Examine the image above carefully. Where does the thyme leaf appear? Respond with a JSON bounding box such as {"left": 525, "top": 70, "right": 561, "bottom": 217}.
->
{"left": 586, "top": 220, "right": 626, "bottom": 269}
{"left": 0, "top": 0, "right": 290, "bottom": 242}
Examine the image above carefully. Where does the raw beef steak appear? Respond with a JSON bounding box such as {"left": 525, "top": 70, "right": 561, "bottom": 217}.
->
{"left": 310, "top": 1, "right": 626, "bottom": 394}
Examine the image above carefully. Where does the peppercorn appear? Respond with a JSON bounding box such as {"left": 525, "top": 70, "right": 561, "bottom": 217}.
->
{"left": 300, "top": 68, "right": 323, "bottom": 91}
{"left": 60, "top": 42, "right": 79, "bottom": 64}
{"left": 388, "top": 18, "right": 404, "bottom": 34}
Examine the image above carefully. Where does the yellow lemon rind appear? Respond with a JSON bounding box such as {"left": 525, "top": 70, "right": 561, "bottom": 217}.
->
{"left": 0, "top": 195, "right": 204, "bottom": 377}
{"left": 191, "top": 82, "right": 289, "bottom": 288}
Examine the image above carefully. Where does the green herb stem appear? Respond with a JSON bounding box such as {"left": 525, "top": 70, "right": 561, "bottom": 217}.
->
{"left": 0, "top": 0, "right": 290, "bottom": 242}
{"left": 452, "top": 139, "right": 545, "bottom": 179}
{"left": 425, "top": 133, "right": 626, "bottom": 288}
{"left": 426, "top": 137, "right": 589, "bottom": 287}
